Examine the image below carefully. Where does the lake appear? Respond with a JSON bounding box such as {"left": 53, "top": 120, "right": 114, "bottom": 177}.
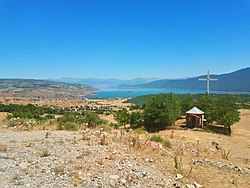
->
{"left": 85, "top": 89, "right": 250, "bottom": 99}
{"left": 85, "top": 89, "right": 204, "bottom": 98}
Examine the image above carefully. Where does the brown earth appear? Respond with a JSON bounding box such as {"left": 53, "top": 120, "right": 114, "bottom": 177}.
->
{"left": 0, "top": 106, "right": 249, "bottom": 187}
{"left": 154, "top": 109, "right": 250, "bottom": 187}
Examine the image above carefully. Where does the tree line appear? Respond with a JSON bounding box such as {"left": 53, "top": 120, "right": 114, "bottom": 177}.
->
{"left": 0, "top": 93, "right": 241, "bottom": 135}
{"left": 116, "top": 94, "right": 240, "bottom": 135}
{"left": 0, "top": 103, "right": 65, "bottom": 120}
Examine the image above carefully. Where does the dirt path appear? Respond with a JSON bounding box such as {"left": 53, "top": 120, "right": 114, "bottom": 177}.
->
{"left": 230, "top": 109, "right": 250, "bottom": 164}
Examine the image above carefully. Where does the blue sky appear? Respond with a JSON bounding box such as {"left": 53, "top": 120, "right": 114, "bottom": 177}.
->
{"left": 0, "top": 0, "right": 249, "bottom": 79}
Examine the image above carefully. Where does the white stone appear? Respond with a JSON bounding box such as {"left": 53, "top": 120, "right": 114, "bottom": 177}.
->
{"left": 109, "top": 175, "right": 120, "bottom": 181}
{"left": 193, "top": 181, "right": 203, "bottom": 188}
{"left": 182, "top": 184, "right": 195, "bottom": 188}
{"left": 175, "top": 174, "right": 183, "bottom": 180}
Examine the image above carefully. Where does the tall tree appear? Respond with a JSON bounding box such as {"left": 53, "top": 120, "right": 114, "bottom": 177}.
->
{"left": 214, "top": 96, "right": 240, "bottom": 136}
{"left": 195, "top": 95, "right": 215, "bottom": 124}
{"left": 114, "top": 110, "right": 130, "bottom": 129}
{"left": 144, "top": 93, "right": 181, "bottom": 131}
{"left": 130, "top": 111, "right": 144, "bottom": 129}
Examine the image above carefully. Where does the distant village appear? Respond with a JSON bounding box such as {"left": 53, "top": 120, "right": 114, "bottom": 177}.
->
{"left": 0, "top": 93, "right": 131, "bottom": 113}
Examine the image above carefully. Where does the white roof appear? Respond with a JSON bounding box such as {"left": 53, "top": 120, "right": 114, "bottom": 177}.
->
{"left": 186, "top": 107, "right": 204, "bottom": 115}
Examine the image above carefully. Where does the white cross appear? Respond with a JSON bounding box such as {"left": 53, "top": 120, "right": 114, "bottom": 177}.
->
{"left": 199, "top": 70, "right": 218, "bottom": 95}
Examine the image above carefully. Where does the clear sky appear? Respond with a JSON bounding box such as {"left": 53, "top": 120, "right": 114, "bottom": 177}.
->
{"left": 0, "top": 0, "right": 249, "bottom": 79}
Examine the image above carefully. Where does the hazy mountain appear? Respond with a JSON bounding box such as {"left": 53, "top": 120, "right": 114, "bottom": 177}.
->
{"left": 117, "top": 68, "right": 250, "bottom": 92}
{"left": 50, "top": 77, "right": 158, "bottom": 90}
{"left": 0, "top": 79, "right": 98, "bottom": 97}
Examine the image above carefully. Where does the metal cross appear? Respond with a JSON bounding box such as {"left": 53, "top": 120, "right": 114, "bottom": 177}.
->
{"left": 199, "top": 70, "right": 218, "bottom": 95}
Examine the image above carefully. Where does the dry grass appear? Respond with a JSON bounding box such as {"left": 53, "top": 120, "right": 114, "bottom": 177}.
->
{"left": 170, "top": 130, "right": 174, "bottom": 139}
{"left": 82, "top": 132, "right": 90, "bottom": 141}
{"left": 0, "top": 144, "right": 7, "bottom": 152}
{"left": 221, "top": 148, "right": 231, "bottom": 160}
{"left": 174, "top": 155, "right": 182, "bottom": 169}
{"left": 130, "top": 136, "right": 142, "bottom": 150}
{"left": 100, "top": 134, "right": 109, "bottom": 145}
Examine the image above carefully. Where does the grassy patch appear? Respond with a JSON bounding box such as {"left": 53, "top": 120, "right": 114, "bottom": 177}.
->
{"left": 150, "top": 134, "right": 171, "bottom": 148}
{"left": 40, "top": 148, "right": 50, "bottom": 157}
{"left": 150, "top": 135, "right": 164, "bottom": 142}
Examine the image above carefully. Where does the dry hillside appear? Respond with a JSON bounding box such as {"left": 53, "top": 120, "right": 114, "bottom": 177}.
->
{"left": 0, "top": 110, "right": 249, "bottom": 187}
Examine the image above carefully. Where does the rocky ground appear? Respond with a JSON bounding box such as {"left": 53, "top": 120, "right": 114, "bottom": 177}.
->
{"left": 0, "top": 130, "right": 180, "bottom": 188}
{"left": 0, "top": 110, "right": 250, "bottom": 187}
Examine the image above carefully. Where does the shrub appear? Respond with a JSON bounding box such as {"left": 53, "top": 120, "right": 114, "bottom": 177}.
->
{"left": 98, "top": 124, "right": 112, "bottom": 132}
{"left": 60, "top": 122, "right": 79, "bottom": 131}
{"left": 150, "top": 135, "right": 171, "bottom": 148}
{"left": 174, "top": 155, "right": 182, "bottom": 169}
{"left": 133, "top": 127, "right": 147, "bottom": 134}
{"left": 130, "top": 111, "right": 144, "bottom": 129}
{"left": 7, "top": 119, "right": 18, "bottom": 127}
{"left": 150, "top": 135, "right": 164, "bottom": 142}
{"left": 162, "top": 139, "right": 171, "bottom": 148}
{"left": 40, "top": 149, "right": 50, "bottom": 157}
{"left": 114, "top": 110, "right": 130, "bottom": 128}
{"left": 84, "top": 112, "right": 102, "bottom": 128}
{"left": 109, "top": 123, "right": 119, "bottom": 129}
{"left": 45, "top": 114, "right": 55, "bottom": 119}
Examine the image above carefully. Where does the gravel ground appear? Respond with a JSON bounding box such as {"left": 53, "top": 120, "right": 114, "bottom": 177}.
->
{"left": 0, "top": 131, "right": 178, "bottom": 188}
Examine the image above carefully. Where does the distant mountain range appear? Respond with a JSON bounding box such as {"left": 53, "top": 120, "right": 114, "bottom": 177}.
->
{"left": 117, "top": 68, "right": 250, "bottom": 92}
{"left": 50, "top": 77, "right": 158, "bottom": 90}
{"left": 0, "top": 79, "right": 98, "bottom": 97}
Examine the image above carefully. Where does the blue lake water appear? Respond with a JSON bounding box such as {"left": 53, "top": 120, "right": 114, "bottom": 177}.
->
{"left": 85, "top": 89, "right": 250, "bottom": 99}
{"left": 84, "top": 89, "right": 223, "bottom": 99}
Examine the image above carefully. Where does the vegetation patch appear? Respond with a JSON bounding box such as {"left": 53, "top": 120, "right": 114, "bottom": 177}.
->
{"left": 40, "top": 148, "right": 50, "bottom": 157}
{"left": 127, "top": 93, "right": 243, "bottom": 135}
{"left": 150, "top": 135, "right": 171, "bottom": 148}
{"left": 150, "top": 135, "right": 164, "bottom": 142}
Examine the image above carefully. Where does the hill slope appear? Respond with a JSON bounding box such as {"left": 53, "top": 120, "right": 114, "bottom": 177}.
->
{"left": 51, "top": 77, "right": 157, "bottom": 90}
{"left": 118, "top": 68, "right": 250, "bottom": 92}
{"left": 0, "top": 79, "right": 98, "bottom": 98}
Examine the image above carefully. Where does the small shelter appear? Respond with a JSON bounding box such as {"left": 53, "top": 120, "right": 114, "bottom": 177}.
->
{"left": 186, "top": 107, "right": 204, "bottom": 128}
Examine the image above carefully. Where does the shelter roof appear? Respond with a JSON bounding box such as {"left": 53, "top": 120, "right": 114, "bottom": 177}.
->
{"left": 186, "top": 107, "right": 204, "bottom": 115}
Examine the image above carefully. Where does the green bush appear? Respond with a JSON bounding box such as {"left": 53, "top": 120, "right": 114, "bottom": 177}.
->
{"left": 133, "top": 127, "right": 147, "bottom": 134}
{"left": 0, "top": 103, "right": 66, "bottom": 120}
{"left": 150, "top": 134, "right": 171, "bottom": 148}
{"left": 44, "top": 114, "right": 55, "bottom": 119}
{"left": 130, "top": 111, "right": 144, "bottom": 129}
{"left": 84, "top": 112, "right": 102, "bottom": 128}
{"left": 150, "top": 135, "right": 164, "bottom": 142}
{"left": 114, "top": 110, "right": 130, "bottom": 128}
{"left": 162, "top": 139, "right": 171, "bottom": 148}
{"left": 109, "top": 123, "right": 119, "bottom": 129}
